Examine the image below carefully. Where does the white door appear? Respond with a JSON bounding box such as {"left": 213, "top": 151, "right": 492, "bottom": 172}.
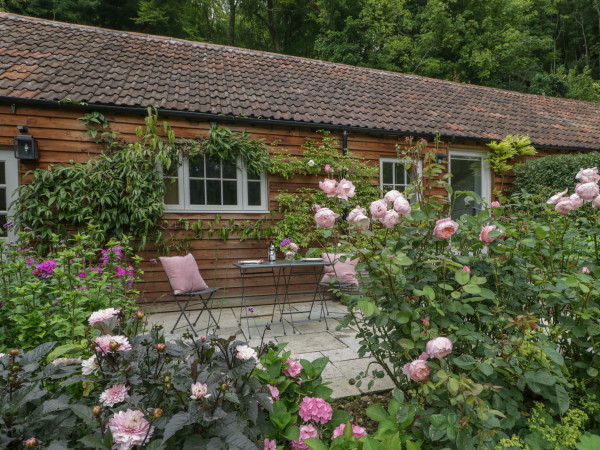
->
{"left": 0, "top": 149, "right": 19, "bottom": 240}
{"left": 449, "top": 149, "right": 491, "bottom": 219}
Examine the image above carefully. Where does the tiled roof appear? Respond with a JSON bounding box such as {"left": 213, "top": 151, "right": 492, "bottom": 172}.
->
{"left": 1, "top": 12, "right": 600, "bottom": 150}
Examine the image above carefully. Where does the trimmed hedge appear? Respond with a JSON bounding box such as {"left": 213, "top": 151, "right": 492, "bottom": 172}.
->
{"left": 513, "top": 152, "right": 600, "bottom": 194}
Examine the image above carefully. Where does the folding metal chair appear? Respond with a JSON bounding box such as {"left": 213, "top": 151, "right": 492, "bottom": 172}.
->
{"left": 308, "top": 280, "right": 355, "bottom": 330}
{"left": 168, "top": 285, "right": 220, "bottom": 336}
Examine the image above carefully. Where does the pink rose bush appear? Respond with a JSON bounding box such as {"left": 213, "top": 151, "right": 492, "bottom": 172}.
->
{"left": 379, "top": 209, "right": 399, "bottom": 228}
{"left": 576, "top": 167, "right": 600, "bottom": 183}
{"left": 575, "top": 182, "right": 599, "bottom": 201}
{"left": 315, "top": 208, "right": 339, "bottom": 228}
{"left": 433, "top": 218, "right": 459, "bottom": 240}
{"left": 547, "top": 188, "right": 569, "bottom": 205}
{"left": 336, "top": 179, "right": 356, "bottom": 200}
{"left": 393, "top": 196, "right": 411, "bottom": 215}
{"left": 331, "top": 423, "right": 367, "bottom": 439}
{"left": 291, "top": 424, "right": 319, "bottom": 450}
{"left": 546, "top": 168, "right": 600, "bottom": 214}
{"left": 480, "top": 225, "right": 503, "bottom": 244}
{"left": 384, "top": 189, "right": 402, "bottom": 204}
{"left": 426, "top": 337, "right": 453, "bottom": 359}
{"left": 108, "top": 409, "right": 154, "bottom": 450}
{"left": 298, "top": 396, "right": 333, "bottom": 424}
{"left": 402, "top": 353, "right": 430, "bottom": 382}
{"left": 319, "top": 178, "right": 338, "bottom": 197}
{"left": 555, "top": 198, "right": 575, "bottom": 215}
{"left": 369, "top": 199, "right": 388, "bottom": 219}
{"left": 594, "top": 196, "right": 600, "bottom": 208}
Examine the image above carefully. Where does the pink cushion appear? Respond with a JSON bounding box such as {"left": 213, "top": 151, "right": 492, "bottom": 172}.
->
{"left": 320, "top": 253, "right": 359, "bottom": 286}
{"left": 160, "top": 254, "right": 209, "bottom": 295}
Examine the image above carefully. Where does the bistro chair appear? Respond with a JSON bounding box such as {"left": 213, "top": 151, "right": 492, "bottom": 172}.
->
{"left": 308, "top": 253, "right": 359, "bottom": 330}
{"left": 159, "top": 253, "right": 220, "bottom": 336}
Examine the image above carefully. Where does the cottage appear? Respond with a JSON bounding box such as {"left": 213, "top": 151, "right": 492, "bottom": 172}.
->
{"left": 1, "top": 12, "right": 600, "bottom": 304}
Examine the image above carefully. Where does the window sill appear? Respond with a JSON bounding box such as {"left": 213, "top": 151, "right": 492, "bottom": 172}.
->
{"left": 163, "top": 208, "right": 270, "bottom": 215}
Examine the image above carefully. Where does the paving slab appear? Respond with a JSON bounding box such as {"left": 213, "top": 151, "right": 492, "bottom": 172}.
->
{"left": 276, "top": 331, "right": 347, "bottom": 353}
{"left": 326, "top": 376, "right": 362, "bottom": 399}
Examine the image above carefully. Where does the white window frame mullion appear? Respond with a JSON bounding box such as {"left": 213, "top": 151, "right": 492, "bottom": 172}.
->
{"left": 448, "top": 148, "right": 491, "bottom": 209}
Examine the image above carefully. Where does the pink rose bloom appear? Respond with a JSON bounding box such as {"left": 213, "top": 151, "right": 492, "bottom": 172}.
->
{"left": 384, "top": 190, "right": 402, "bottom": 204}
{"left": 353, "top": 214, "right": 371, "bottom": 230}
{"left": 576, "top": 167, "right": 600, "bottom": 184}
{"left": 369, "top": 199, "right": 388, "bottom": 219}
{"left": 100, "top": 384, "right": 129, "bottom": 407}
{"left": 491, "top": 201, "right": 500, "bottom": 207}
{"left": 190, "top": 382, "right": 210, "bottom": 400}
{"left": 290, "top": 243, "right": 299, "bottom": 252}
{"left": 264, "top": 439, "right": 277, "bottom": 450}
{"left": 283, "top": 358, "right": 303, "bottom": 378}
{"left": 88, "top": 307, "right": 119, "bottom": 326}
{"left": 312, "top": 204, "right": 321, "bottom": 212}
{"left": 379, "top": 210, "right": 399, "bottom": 228}
{"left": 583, "top": 267, "right": 591, "bottom": 274}
{"left": 463, "top": 266, "right": 470, "bottom": 274}
{"left": 426, "top": 337, "right": 453, "bottom": 359}
{"left": 393, "top": 196, "right": 411, "bottom": 215}
{"left": 480, "top": 225, "right": 502, "bottom": 245}
{"left": 298, "top": 397, "right": 333, "bottom": 424}
{"left": 346, "top": 206, "right": 366, "bottom": 222}
{"left": 593, "top": 196, "right": 600, "bottom": 208}
{"left": 433, "top": 218, "right": 459, "bottom": 240}
{"left": 569, "top": 193, "right": 584, "bottom": 208}
{"left": 267, "top": 384, "right": 280, "bottom": 401}
{"left": 325, "top": 164, "right": 332, "bottom": 173}
{"left": 547, "top": 188, "right": 569, "bottom": 205}
{"left": 315, "top": 208, "right": 339, "bottom": 228}
{"left": 336, "top": 179, "right": 356, "bottom": 201}
{"left": 331, "top": 423, "right": 367, "bottom": 439}
{"left": 402, "top": 354, "right": 430, "bottom": 382}
{"left": 108, "top": 409, "right": 154, "bottom": 450}
{"left": 94, "top": 335, "right": 132, "bottom": 354}
{"left": 575, "top": 182, "right": 600, "bottom": 202}
{"left": 291, "top": 424, "right": 319, "bottom": 450}
{"left": 319, "top": 178, "right": 337, "bottom": 197}
{"left": 555, "top": 198, "right": 574, "bottom": 215}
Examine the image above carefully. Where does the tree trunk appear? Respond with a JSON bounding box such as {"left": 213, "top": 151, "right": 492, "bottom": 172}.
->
{"left": 266, "top": 0, "right": 280, "bottom": 52}
{"left": 228, "top": 0, "right": 237, "bottom": 45}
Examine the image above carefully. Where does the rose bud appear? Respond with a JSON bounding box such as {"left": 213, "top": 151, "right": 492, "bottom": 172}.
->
{"left": 10, "top": 349, "right": 20, "bottom": 356}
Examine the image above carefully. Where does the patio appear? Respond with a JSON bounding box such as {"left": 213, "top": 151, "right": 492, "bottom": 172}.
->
{"left": 147, "top": 299, "right": 396, "bottom": 399}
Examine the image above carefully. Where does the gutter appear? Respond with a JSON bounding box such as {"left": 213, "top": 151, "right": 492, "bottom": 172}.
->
{"left": 0, "top": 96, "right": 595, "bottom": 152}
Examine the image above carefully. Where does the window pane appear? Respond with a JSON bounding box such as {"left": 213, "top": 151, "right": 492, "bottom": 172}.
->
{"left": 395, "top": 164, "right": 405, "bottom": 185}
{"left": 395, "top": 185, "right": 405, "bottom": 192}
{"left": 0, "top": 162, "right": 5, "bottom": 184}
{"left": 189, "top": 180, "right": 205, "bottom": 205}
{"left": 247, "top": 170, "right": 261, "bottom": 180}
{"left": 0, "top": 188, "right": 6, "bottom": 211}
{"left": 382, "top": 162, "right": 393, "bottom": 184}
{"left": 406, "top": 164, "right": 414, "bottom": 184}
{"left": 451, "top": 156, "right": 482, "bottom": 219}
{"left": 206, "top": 180, "right": 221, "bottom": 205}
{"left": 247, "top": 180, "right": 261, "bottom": 206}
{"left": 189, "top": 156, "right": 204, "bottom": 177}
{"left": 206, "top": 158, "right": 220, "bottom": 178}
{"left": 223, "top": 181, "right": 237, "bottom": 205}
{"left": 164, "top": 178, "right": 179, "bottom": 204}
{"left": 222, "top": 160, "right": 237, "bottom": 179}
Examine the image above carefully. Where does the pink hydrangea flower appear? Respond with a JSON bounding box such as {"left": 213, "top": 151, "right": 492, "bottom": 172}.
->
{"left": 369, "top": 199, "right": 388, "bottom": 219}
{"left": 298, "top": 397, "right": 333, "bottom": 424}
{"left": 346, "top": 206, "right": 367, "bottom": 222}
{"left": 336, "top": 179, "right": 356, "bottom": 201}
{"left": 569, "top": 193, "right": 584, "bottom": 208}
{"left": 108, "top": 409, "right": 154, "bottom": 450}
{"left": 283, "top": 358, "right": 303, "bottom": 378}
{"left": 319, "top": 178, "right": 337, "bottom": 197}
{"left": 555, "top": 198, "right": 574, "bottom": 215}
{"left": 593, "top": 196, "right": 600, "bottom": 208}
{"left": 190, "top": 382, "right": 210, "bottom": 400}
{"left": 100, "top": 384, "right": 129, "bottom": 407}
{"left": 576, "top": 167, "right": 600, "bottom": 184}
{"left": 575, "top": 182, "right": 599, "bottom": 202}
{"left": 426, "top": 337, "right": 453, "bottom": 359}
{"left": 236, "top": 345, "right": 258, "bottom": 362}
{"left": 94, "top": 335, "right": 132, "bottom": 354}
{"left": 315, "top": 208, "right": 339, "bottom": 228}
{"left": 393, "top": 196, "right": 411, "bottom": 215}
{"left": 583, "top": 267, "right": 591, "bottom": 274}
{"left": 402, "top": 353, "right": 430, "bottom": 382}
{"left": 264, "top": 439, "right": 277, "bottom": 450}
{"left": 88, "top": 307, "right": 119, "bottom": 326}
{"left": 267, "top": 384, "right": 280, "bottom": 402}
{"left": 379, "top": 210, "right": 399, "bottom": 228}
{"left": 384, "top": 190, "right": 402, "bottom": 204}
{"left": 547, "top": 188, "right": 569, "bottom": 205}
{"left": 331, "top": 423, "right": 368, "bottom": 439}
{"left": 433, "top": 218, "right": 459, "bottom": 240}
{"left": 480, "top": 225, "right": 502, "bottom": 245}
{"left": 291, "top": 424, "right": 319, "bottom": 450}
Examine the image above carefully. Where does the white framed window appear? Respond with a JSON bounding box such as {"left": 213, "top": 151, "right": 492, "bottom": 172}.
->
{"left": 448, "top": 149, "right": 491, "bottom": 219}
{"left": 0, "top": 149, "right": 18, "bottom": 240}
{"left": 163, "top": 155, "right": 268, "bottom": 213}
{"left": 380, "top": 157, "right": 422, "bottom": 199}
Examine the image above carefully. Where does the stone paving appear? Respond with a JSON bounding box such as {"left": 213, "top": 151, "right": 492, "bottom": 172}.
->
{"left": 148, "top": 300, "right": 395, "bottom": 399}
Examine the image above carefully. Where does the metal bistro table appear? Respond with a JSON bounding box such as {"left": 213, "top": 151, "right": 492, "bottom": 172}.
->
{"left": 233, "top": 259, "right": 331, "bottom": 338}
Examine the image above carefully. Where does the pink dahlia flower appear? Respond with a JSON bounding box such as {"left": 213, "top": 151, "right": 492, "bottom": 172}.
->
{"left": 346, "top": 206, "right": 366, "bottom": 222}
{"left": 384, "top": 189, "right": 402, "bottom": 204}
{"left": 291, "top": 424, "right": 319, "bottom": 450}
{"left": 88, "top": 307, "right": 119, "bottom": 326}
{"left": 393, "top": 196, "right": 411, "bottom": 215}
{"left": 433, "top": 218, "right": 459, "bottom": 240}
{"left": 426, "top": 337, "right": 453, "bottom": 359}
{"left": 575, "top": 182, "right": 600, "bottom": 202}
{"left": 283, "top": 358, "right": 303, "bottom": 378}
{"left": 236, "top": 344, "right": 258, "bottom": 362}
{"left": 336, "top": 179, "right": 356, "bottom": 201}
{"left": 190, "top": 382, "right": 210, "bottom": 400}
{"left": 369, "top": 199, "right": 388, "bottom": 219}
{"left": 402, "top": 353, "right": 430, "bottom": 382}
{"left": 547, "top": 188, "right": 569, "bottom": 205}
{"left": 315, "top": 208, "right": 339, "bottom": 228}
{"left": 94, "top": 335, "right": 132, "bottom": 354}
{"left": 267, "top": 384, "right": 280, "bottom": 401}
{"left": 555, "top": 198, "right": 574, "bottom": 215}
{"left": 480, "top": 225, "right": 502, "bottom": 245}
{"left": 576, "top": 167, "right": 600, "bottom": 184}
{"left": 264, "top": 439, "right": 277, "bottom": 450}
{"left": 379, "top": 210, "right": 399, "bottom": 228}
{"left": 332, "top": 423, "right": 368, "bottom": 439}
{"left": 100, "top": 384, "right": 129, "bottom": 407}
{"left": 108, "top": 409, "right": 154, "bottom": 450}
{"left": 319, "top": 178, "right": 337, "bottom": 197}
{"left": 299, "top": 397, "right": 333, "bottom": 424}
{"left": 569, "top": 193, "right": 584, "bottom": 208}
{"left": 593, "top": 196, "right": 600, "bottom": 208}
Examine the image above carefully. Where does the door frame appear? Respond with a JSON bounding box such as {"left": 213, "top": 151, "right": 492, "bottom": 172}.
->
{"left": 0, "top": 148, "right": 19, "bottom": 241}
{"left": 448, "top": 148, "right": 492, "bottom": 213}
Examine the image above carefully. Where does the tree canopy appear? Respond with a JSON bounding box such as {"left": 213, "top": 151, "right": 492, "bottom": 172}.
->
{"left": 2, "top": 0, "right": 600, "bottom": 101}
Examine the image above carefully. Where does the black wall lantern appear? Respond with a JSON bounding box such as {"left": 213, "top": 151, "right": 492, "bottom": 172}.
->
{"left": 13, "top": 126, "right": 38, "bottom": 160}
{"left": 436, "top": 153, "right": 447, "bottom": 165}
